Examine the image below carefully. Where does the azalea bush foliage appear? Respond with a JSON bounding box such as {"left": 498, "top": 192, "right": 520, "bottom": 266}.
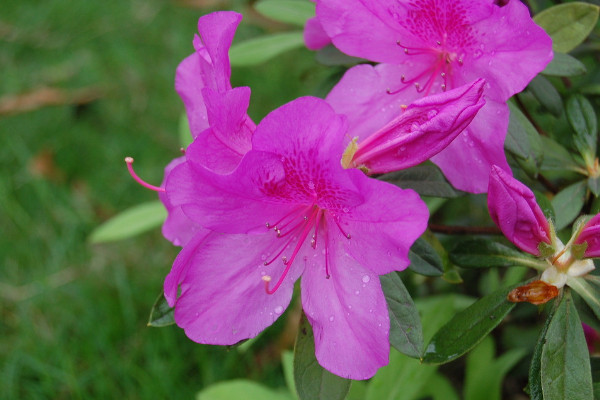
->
{"left": 92, "top": 0, "right": 600, "bottom": 398}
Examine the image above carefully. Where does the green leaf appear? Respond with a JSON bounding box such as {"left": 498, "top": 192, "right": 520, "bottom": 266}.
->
{"left": 551, "top": 181, "right": 587, "bottom": 230}
{"left": 569, "top": 276, "right": 600, "bottom": 320}
{"left": 567, "top": 95, "right": 598, "bottom": 160}
{"left": 254, "top": 0, "right": 315, "bottom": 27}
{"left": 89, "top": 201, "right": 166, "bottom": 243}
{"left": 380, "top": 272, "right": 423, "bottom": 358}
{"left": 528, "top": 75, "right": 563, "bottom": 117}
{"left": 417, "top": 295, "right": 475, "bottom": 343}
{"left": 293, "top": 314, "right": 350, "bottom": 400}
{"left": 148, "top": 293, "right": 175, "bottom": 327}
{"left": 381, "top": 165, "right": 462, "bottom": 198}
{"left": 450, "top": 239, "right": 545, "bottom": 270}
{"left": 229, "top": 32, "right": 305, "bottom": 67}
{"left": 414, "top": 372, "right": 460, "bottom": 400}
{"left": 539, "top": 135, "right": 580, "bottom": 172}
{"left": 365, "top": 349, "right": 438, "bottom": 400}
{"left": 179, "top": 112, "right": 193, "bottom": 149}
{"left": 196, "top": 380, "right": 293, "bottom": 400}
{"left": 315, "top": 45, "right": 364, "bottom": 66}
{"left": 346, "top": 381, "right": 368, "bottom": 400}
{"left": 505, "top": 102, "right": 543, "bottom": 173}
{"left": 534, "top": 2, "right": 600, "bottom": 53}
{"left": 589, "top": 177, "right": 600, "bottom": 197}
{"left": 281, "top": 351, "right": 297, "bottom": 399}
{"left": 422, "top": 284, "right": 517, "bottom": 364}
{"left": 542, "top": 52, "right": 587, "bottom": 77}
{"left": 528, "top": 303, "right": 556, "bottom": 400}
{"left": 408, "top": 237, "right": 444, "bottom": 277}
{"left": 541, "top": 291, "right": 594, "bottom": 400}
{"left": 534, "top": 189, "right": 556, "bottom": 222}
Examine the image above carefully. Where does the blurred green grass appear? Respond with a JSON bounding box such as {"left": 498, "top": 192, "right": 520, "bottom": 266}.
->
{"left": 0, "top": 0, "right": 332, "bottom": 398}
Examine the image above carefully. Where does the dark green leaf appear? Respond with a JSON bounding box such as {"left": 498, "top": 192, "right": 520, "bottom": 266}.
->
{"left": 380, "top": 272, "right": 423, "bottom": 358}
{"left": 505, "top": 102, "right": 543, "bottom": 173}
{"left": 541, "top": 291, "right": 594, "bottom": 400}
{"left": 229, "top": 32, "right": 305, "bottom": 67}
{"left": 567, "top": 95, "right": 598, "bottom": 160}
{"left": 528, "top": 301, "right": 557, "bottom": 400}
{"left": 590, "top": 177, "right": 600, "bottom": 197}
{"left": 89, "top": 201, "right": 167, "bottom": 243}
{"left": 408, "top": 237, "right": 444, "bottom": 277}
{"left": 534, "top": 189, "right": 556, "bottom": 222}
{"left": 450, "top": 239, "right": 545, "bottom": 270}
{"left": 528, "top": 75, "right": 563, "bottom": 117}
{"left": 540, "top": 136, "right": 581, "bottom": 172}
{"left": 414, "top": 372, "right": 460, "bottom": 400}
{"left": 534, "top": 2, "right": 600, "bottom": 53}
{"left": 569, "top": 276, "right": 600, "bottom": 320}
{"left": 551, "top": 181, "right": 587, "bottom": 230}
{"left": 148, "top": 292, "right": 175, "bottom": 327}
{"left": 196, "top": 380, "right": 293, "bottom": 400}
{"left": 293, "top": 314, "right": 350, "bottom": 400}
{"left": 381, "top": 165, "right": 462, "bottom": 198}
{"left": 422, "top": 284, "right": 517, "bottom": 364}
{"left": 542, "top": 52, "right": 587, "bottom": 76}
{"left": 254, "top": 0, "right": 315, "bottom": 27}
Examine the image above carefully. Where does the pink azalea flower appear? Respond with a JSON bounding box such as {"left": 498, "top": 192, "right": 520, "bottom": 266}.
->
{"left": 163, "top": 97, "right": 429, "bottom": 379}
{"left": 575, "top": 214, "right": 600, "bottom": 258}
{"left": 312, "top": 0, "right": 553, "bottom": 193}
{"left": 343, "top": 78, "right": 486, "bottom": 174}
{"left": 488, "top": 165, "right": 551, "bottom": 256}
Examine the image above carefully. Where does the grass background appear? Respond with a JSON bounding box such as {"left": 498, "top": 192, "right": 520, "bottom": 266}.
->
{"left": 0, "top": 0, "right": 333, "bottom": 398}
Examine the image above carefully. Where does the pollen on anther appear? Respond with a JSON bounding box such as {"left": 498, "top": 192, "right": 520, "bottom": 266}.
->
{"left": 266, "top": 222, "right": 271, "bottom": 228}
{"left": 404, "top": 48, "right": 409, "bottom": 54}
{"left": 346, "top": 234, "right": 352, "bottom": 239}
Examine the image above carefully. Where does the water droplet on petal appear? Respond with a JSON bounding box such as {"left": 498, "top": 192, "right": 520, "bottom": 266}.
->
{"left": 343, "top": 207, "right": 349, "bottom": 213}
{"left": 362, "top": 275, "right": 371, "bottom": 283}
{"left": 308, "top": 181, "right": 315, "bottom": 190}
{"left": 274, "top": 306, "right": 283, "bottom": 314}
{"left": 410, "top": 122, "right": 420, "bottom": 132}
{"left": 329, "top": 315, "right": 334, "bottom": 322}
{"left": 355, "top": 290, "right": 360, "bottom": 295}
{"left": 427, "top": 110, "right": 438, "bottom": 119}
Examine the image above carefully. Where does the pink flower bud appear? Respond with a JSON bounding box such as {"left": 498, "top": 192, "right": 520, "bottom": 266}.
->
{"left": 488, "top": 165, "right": 551, "bottom": 255}
{"left": 575, "top": 214, "right": 600, "bottom": 258}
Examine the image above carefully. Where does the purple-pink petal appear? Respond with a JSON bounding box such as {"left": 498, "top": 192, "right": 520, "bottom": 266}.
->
{"left": 488, "top": 165, "right": 551, "bottom": 255}
{"left": 304, "top": 16, "right": 331, "bottom": 50}
{"left": 575, "top": 214, "right": 600, "bottom": 258}
{"left": 302, "top": 230, "right": 390, "bottom": 380}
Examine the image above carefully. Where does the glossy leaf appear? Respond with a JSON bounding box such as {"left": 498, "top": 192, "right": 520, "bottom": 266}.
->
{"left": 505, "top": 102, "right": 543, "bottom": 172}
{"left": 382, "top": 165, "right": 461, "bottom": 198}
{"left": 254, "top": 0, "right": 315, "bottom": 27}
{"left": 148, "top": 293, "right": 175, "bottom": 327}
{"left": 569, "top": 276, "right": 600, "bottom": 320}
{"left": 89, "top": 201, "right": 166, "bottom": 243}
{"left": 534, "top": 2, "right": 600, "bottom": 53}
{"left": 528, "top": 302, "right": 556, "bottom": 400}
{"left": 540, "top": 136, "right": 580, "bottom": 172}
{"left": 567, "top": 95, "right": 598, "bottom": 160}
{"left": 229, "top": 32, "right": 305, "bottom": 67}
{"left": 422, "top": 284, "right": 517, "bottom": 364}
{"left": 551, "top": 181, "right": 587, "bottom": 230}
{"left": 542, "top": 52, "right": 587, "bottom": 76}
{"left": 380, "top": 272, "right": 423, "bottom": 358}
{"left": 196, "top": 380, "right": 293, "bottom": 400}
{"left": 528, "top": 75, "right": 563, "bottom": 117}
{"left": 450, "top": 239, "right": 545, "bottom": 270}
{"left": 293, "top": 314, "right": 350, "bottom": 400}
{"left": 408, "top": 237, "right": 444, "bottom": 277}
{"left": 541, "top": 291, "right": 594, "bottom": 400}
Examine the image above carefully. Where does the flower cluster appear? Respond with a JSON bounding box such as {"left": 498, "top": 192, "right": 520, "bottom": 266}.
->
{"left": 127, "top": 0, "right": 556, "bottom": 380}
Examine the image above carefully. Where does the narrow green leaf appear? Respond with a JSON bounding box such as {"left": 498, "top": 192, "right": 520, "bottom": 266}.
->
{"left": 528, "top": 75, "right": 563, "bottom": 117}
{"left": 414, "top": 372, "right": 460, "bottom": 400}
{"left": 589, "top": 177, "right": 600, "bottom": 197}
{"left": 281, "top": 351, "right": 297, "bottom": 399}
{"left": 148, "top": 292, "right": 175, "bottom": 327}
{"left": 408, "top": 237, "right": 444, "bottom": 277}
{"left": 365, "top": 349, "right": 438, "bottom": 400}
{"left": 381, "top": 165, "right": 461, "bottom": 198}
{"left": 196, "top": 380, "right": 293, "bottom": 400}
{"left": 528, "top": 303, "right": 557, "bottom": 400}
{"left": 179, "top": 112, "right": 193, "bottom": 149}
{"left": 567, "top": 95, "right": 598, "bottom": 160}
{"left": 380, "top": 272, "right": 423, "bottom": 358}
{"left": 534, "top": 189, "right": 556, "bottom": 222}
{"left": 542, "top": 52, "right": 587, "bottom": 76}
{"left": 417, "top": 295, "right": 475, "bottom": 343}
{"left": 254, "top": 0, "right": 315, "bottom": 27}
{"left": 505, "top": 102, "right": 543, "bottom": 172}
{"left": 541, "top": 291, "right": 594, "bottom": 400}
{"left": 89, "top": 201, "right": 166, "bottom": 243}
{"left": 293, "top": 314, "right": 350, "bottom": 400}
{"left": 569, "top": 276, "right": 600, "bottom": 320}
{"left": 450, "top": 239, "right": 545, "bottom": 270}
{"left": 539, "top": 135, "right": 580, "bottom": 172}
{"left": 422, "top": 284, "right": 517, "bottom": 364}
{"left": 229, "top": 32, "right": 305, "bottom": 67}
{"left": 534, "top": 2, "right": 600, "bottom": 53}
{"left": 551, "top": 181, "right": 587, "bottom": 230}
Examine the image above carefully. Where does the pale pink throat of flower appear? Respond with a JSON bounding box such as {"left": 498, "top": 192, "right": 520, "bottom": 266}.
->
{"left": 388, "top": 39, "right": 464, "bottom": 96}
{"left": 261, "top": 204, "right": 351, "bottom": 295}
{"left": 124, "top": 157, "right": 165, "bottom": 192}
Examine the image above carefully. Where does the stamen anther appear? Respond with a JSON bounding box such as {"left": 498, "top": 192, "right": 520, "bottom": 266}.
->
{"left": 124, "top": 157, "right": 165, "bottom": 192}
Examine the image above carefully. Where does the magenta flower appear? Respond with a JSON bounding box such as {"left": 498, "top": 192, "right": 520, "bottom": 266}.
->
{"left": 488, "top": 165, "right": 550, "bottom": 256}
{"left": 343, "top": 78, "right": 485, "bottom": 174}
{"left": 163, "top": 97, "right": 429, "bottom": 379}
{"left": 583, "top": 323, "right": 600, "bottom": 353}
{"left": 575, "top": 214, "right": 600, "bottom": 258}
{"left": 312, "top": 0, "right": 553, "bottom": 192}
